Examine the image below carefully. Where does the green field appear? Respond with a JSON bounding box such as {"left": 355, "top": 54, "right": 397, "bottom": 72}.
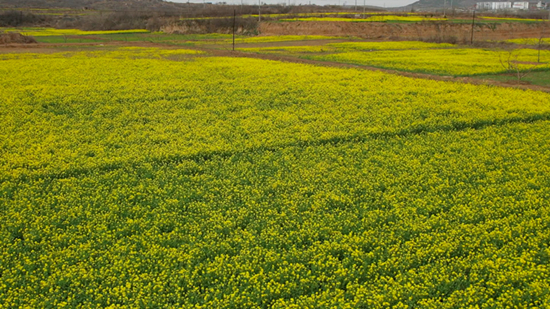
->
{"left": 475, "top": 70, "right": 550, "bottom": 87}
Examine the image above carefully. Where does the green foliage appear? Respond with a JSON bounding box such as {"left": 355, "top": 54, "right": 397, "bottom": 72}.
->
{"left": 475, "top": 71, "right": 550, "bottom": 87}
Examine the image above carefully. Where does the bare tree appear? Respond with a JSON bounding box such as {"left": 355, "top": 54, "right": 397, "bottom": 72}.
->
{"left": 499, "top": 50, "right": 532, "bottom": 83}
{"left": 537, "top": 24, "right": 548, "bottom": 63}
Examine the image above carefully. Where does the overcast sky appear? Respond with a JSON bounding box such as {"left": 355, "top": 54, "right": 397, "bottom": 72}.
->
{"left": 167, "top": 0, "right": 417, "bottom": 9}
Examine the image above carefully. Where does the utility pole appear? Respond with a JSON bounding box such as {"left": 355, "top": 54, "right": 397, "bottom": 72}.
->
{"left": 233, "top": 9, "right": 236, "bottom": 51}
{"left": 259, "top": 0, "right": 261, "bottom": 23}
{"left": 538, "top": 25, "right": 546, "bottom": 63}
{"left": 355, "top": 0, "right": 357, "bottom": 11}
{"left": 443, "top": 0, "right": 447, "bottom": 17}
{"left": 363, "top": 0, "right": 366, "bottom": 18}
{"left": 470, "top": 7, "right": 476, "bottom": 44}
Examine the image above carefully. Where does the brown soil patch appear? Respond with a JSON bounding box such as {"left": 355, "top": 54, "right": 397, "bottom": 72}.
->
{"left": 502, "top": 80, "right": 533, "bottom": 85}
{"left": 0, "top": 33, "right": 37, "bottom": 44}
{"left": 65, "top": 35, "right": 105, "bottom": 40}
{"left": 231, "top": 39, "right": 351, "bottom": 48}
{"left": 260, "top": 21, "right": 550, "bottom": 42}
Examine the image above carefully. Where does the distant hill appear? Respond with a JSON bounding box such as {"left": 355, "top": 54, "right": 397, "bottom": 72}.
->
{"left": 0, "top": 0, "right": 187, "bottom": 11}
{"left": 402, "top": 0, "right": 476, "bottom": 9}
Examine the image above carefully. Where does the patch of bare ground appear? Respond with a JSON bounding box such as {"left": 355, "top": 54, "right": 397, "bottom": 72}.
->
{"left": 468, "top": 40, "right": 550, "bottom": 51}
{"left": 501, "top": 79, "right": 533, "bottom": 85}
{"left": 260, "top": 21, "right": 550, "bottom": 42}
{"left": 229, "top": 39, "right": 351, "bottom": 48}
{"left": 0, "top": 33, "right": 37, "bottom": 44}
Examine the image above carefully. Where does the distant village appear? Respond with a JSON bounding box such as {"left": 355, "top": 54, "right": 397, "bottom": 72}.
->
{"left": 476, "top": 0, "right": 548, "bottom": 10}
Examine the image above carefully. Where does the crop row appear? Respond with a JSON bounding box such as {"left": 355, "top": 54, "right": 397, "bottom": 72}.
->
{"left": 1, "top": 119, "right": 550, "bottom": 308}
{"left": 506, "top": 37, "right": 550, "bottom": 45}
{"left": 279, "top": 16, "right": 447, "bottom": 22}
{"left": 239, "top": 41, "right": 455, "bottom": 53}
{"left": 1, "top": 49, "right": 550, "bottom": 181}
{"left": 304, "top": 48, "right": 550, "bottom": 76}
{"left": 2, "top": 48, "right": 550, "bottom": 307}
{"left": 0, "top": 27, "right": 149, "bottom": 37}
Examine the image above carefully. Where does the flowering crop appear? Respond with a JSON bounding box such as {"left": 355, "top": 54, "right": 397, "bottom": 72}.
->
{"left": 1, "top": 48, "right": 550, "bottom": 180}
{"left": 0, "top": 47, "right": 203, "bottom": 61}
{"left": 306, "top": 48, "right": 550, "bottom": 76}
{"left": 280, "top": 15, "right": 447, "bottom": 22}
{"left": 327, "top": 41, "right": 455, "bottom": 50}
{"left": 239, "top": 41, "right": 455, "bottom": 54}
{"left": 479, "top": 16, "right": 546, "bottom": 22}
{"left": 1, "top": 27, "right": 149, "bottom": 36}
{"left": 1, "top": 48, "right": 550, "bottom": 308}
{"left": 213, "top": 35, "right": 346, "bottom": 45}
{"left": 181, "top": 35, "right": 347, "bottom": 47}
{"left": 239, "top": 45, "right": 340, "bottom": 53}
{"left": 506, "top": 37, "right": 550, "bottom": 45}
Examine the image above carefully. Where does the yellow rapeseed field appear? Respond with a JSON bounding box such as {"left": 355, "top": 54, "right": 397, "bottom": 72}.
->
{"left": 1, "top": 27, "right": 149, "bottom": 36}
{"left": 506, "top": 37, "right": 550, "bottom": 45}
{"left": 280, "top": 15, "right": 446, "bottom": 22}
{"left": 1, "top": 47, "right": 550, "bottom": 308}
{"left": 239, "top": 41, "right": 455, "bottom": 54}
{"left": 306, "top": 48, "right": 550, "bottom": 75}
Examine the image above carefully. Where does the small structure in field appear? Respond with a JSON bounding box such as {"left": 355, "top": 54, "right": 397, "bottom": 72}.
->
{"left": 476, "top": 0, "right": 546, "bottom": 10}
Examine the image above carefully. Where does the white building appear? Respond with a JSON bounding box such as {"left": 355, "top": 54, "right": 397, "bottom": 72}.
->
{"left": 477, "top": 1, "right": 512, "bottom": 10}
{"left": 535, "top": 1, "right": 547, "bottom": 8}
{"left": 512, "top": 1, "right": 530, "bottom": 9}
{"left": 476, "top": 1, "right": 547, "bottom": 10}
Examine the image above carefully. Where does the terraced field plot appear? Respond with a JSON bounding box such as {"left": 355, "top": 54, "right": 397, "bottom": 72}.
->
{"left": 238, "top": 41, "right": 456, "bottom": 54}
{"left": 279, "top": 15, "right": 447, "bottom": 22}
{"left": 1, "top": 47, "right": 550, "bottom": 308}
{"left": 506, "top": 37, "right": 550, "bottom": 45}
{"left": 306, "top": 48, "right": 550, "bottom": 76}
{"left": 240, "top": 41, "right": 550, "bottom": 76}
{"left": 0, "top": 27, "right": 239, "bottom": 44}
